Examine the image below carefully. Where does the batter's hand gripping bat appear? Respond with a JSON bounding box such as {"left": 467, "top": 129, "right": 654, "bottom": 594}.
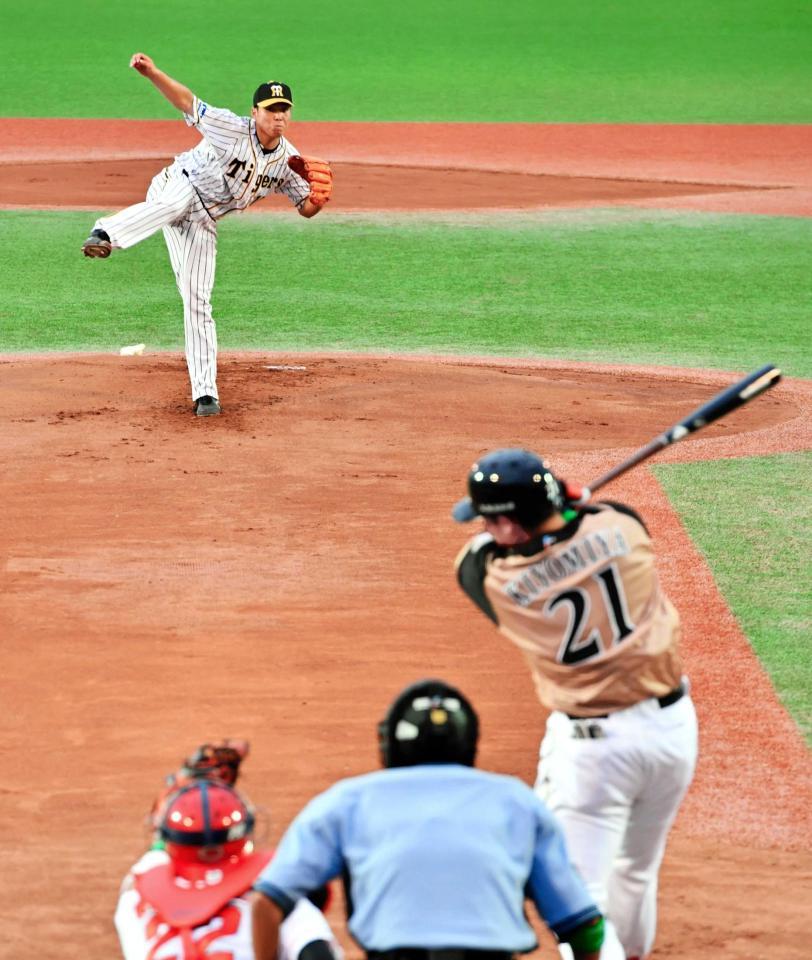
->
{"left": 576, "top": 364, "right": 782, "bottom": 504}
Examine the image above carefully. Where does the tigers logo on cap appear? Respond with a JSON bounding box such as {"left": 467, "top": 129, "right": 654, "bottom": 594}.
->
{"left": 253, "top": 81, "right": 293, "bottom": 108}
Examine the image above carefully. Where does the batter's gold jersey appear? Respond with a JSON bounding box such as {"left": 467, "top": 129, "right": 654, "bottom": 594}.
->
{"left": 456, "top": 502, "right": 684, "bottom": 717}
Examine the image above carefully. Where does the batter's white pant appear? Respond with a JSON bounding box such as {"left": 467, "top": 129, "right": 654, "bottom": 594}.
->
{"left": 535, "top": 690, "right": 698, "bottom": 960}
{"left": 95, "top": 163, "right": 219, "bottom": 401}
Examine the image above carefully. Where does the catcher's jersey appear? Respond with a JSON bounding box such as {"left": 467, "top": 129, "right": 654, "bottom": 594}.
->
{"left": 456, "top": 502, "right": 684, "bottom": 717}
{"left": 176, "top": 97, "right": 310, "bottom": 219}
{"left": 115, "top": 850, "right": 340, "bottom": 960}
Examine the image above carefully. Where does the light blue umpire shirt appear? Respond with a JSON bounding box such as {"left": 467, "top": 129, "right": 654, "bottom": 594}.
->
{"left": 255, "top": 764, "right": 599, "bottom": 952}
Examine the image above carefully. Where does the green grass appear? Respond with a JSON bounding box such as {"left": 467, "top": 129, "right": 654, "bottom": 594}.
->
{"left": 655, "top": 454, "right": 812, "bottom": 743}
{"left": 1, "top": 1, "right": 810, "bottom": 121}
{"left": 2, "top": 209, "right": 809, "bottom": 378}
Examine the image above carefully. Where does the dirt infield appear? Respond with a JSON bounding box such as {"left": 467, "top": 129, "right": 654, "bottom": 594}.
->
{"left": 1, "top": 120, "right": 811, "bottom": 959}
{"left": 1, "top": 118, "right": 811, "bottom": 214}
{"left": 2, "top": 353, "right": 811, "bottom": 959}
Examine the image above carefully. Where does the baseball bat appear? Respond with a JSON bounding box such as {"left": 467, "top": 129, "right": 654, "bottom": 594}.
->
{"left": 576, "top": 363, "right": 782, "bottom": 503}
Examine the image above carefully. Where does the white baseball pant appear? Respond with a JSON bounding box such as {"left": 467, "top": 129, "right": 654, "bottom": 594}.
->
{"left": 536, "top": 691, "right": 698, "bottom": 960}
{"left": 95, "top": 163, "right": 219, "bottom": 402}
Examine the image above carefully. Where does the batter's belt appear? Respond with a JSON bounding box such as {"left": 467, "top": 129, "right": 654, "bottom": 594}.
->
{"left": 368, "top": 950, "right": 512, "bottom": 960}
{"left": 565, "top": 681, "right": 686, "bottom": 721}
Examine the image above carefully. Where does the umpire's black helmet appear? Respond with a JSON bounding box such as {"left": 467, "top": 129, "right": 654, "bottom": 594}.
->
{"left": 378, "top": 679, "right": 479, "bottom": 768}
{"left": 452, "top": 448, "right": 564, "bottom": 528}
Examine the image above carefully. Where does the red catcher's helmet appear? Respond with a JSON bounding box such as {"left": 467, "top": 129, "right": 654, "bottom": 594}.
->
{"left": 159, "top": 781, "right": 255, "bottom": 874}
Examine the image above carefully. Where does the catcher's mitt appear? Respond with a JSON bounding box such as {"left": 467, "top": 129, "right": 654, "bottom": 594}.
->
{"left": 288, "top": 154, "right": 332, "bottom": 207}
{"left": 149, "top": 739, "right": 250, "bottom": 830}
{"left": 179, "top": 739, "right": 249, "bottom": 785}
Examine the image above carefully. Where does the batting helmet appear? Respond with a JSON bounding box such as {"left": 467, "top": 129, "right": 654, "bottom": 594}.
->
{"left": 159, "top": 780, "right": 255, "bottom": 867}
{"left": 378, "top": 679, "right": 479, "bottom": 769}
{"left": 452, "top": 448, "right": 565, "bottom": 528}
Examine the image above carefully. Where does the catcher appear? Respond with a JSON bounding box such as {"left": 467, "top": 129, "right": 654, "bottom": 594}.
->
{"left": 81, "top": 53, "right": 333, "bottom": 417}
{"left": 116, "top": 740, "right": 342, "bottom": 960}
{"left": 148, "top": 740, "right": 325, "bottom": 907}
{"left": 147, "top": 738, "right": 252, "bottom": 845}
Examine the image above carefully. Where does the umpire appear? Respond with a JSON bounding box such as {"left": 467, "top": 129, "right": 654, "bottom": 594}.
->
{"left": 251, "top": 679, "right": 604, "bottom": 960}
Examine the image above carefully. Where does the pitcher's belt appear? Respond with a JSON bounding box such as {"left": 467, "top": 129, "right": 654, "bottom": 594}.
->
{"left": 566, "top": 682, "right": 685, "bottom": 721}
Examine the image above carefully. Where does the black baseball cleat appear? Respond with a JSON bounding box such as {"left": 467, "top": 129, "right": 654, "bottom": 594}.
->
{"left": 194, "top": 395, "right": 222, "bottom": 417}
{"left": 82, "top": 229, "right": 112, "bottom": 258}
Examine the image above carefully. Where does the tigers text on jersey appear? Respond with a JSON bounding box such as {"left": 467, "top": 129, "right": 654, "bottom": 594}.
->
{"left": 456, "top": 503, "right": 684, "bottom": 716}
{"left": 115, "top": 850, "right": 340, "bottom": 960}
{"left": 178, "top": 97, "right": 310, "bottom": 218}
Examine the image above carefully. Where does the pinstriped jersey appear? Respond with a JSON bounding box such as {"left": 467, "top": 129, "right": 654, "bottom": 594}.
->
{"left": 176, "top": 97, "right": 311, "bottom": 219}
{"left": 456, "top": 503, "right": 684, "bottom": 717}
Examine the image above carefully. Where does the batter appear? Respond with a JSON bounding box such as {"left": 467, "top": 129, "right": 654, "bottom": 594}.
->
{"left": 82, "top": 52, "right": 332, "bottom": 416}
{"left": 452, "top": 448, "right": 698, "bottom": 960}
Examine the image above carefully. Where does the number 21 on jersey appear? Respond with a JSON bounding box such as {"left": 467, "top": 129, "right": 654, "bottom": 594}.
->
{"left": 546, "top": 562, "right": 635, "bottom": 664}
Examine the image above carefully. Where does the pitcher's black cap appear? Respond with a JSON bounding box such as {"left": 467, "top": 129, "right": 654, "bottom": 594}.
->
{"left": 253, "top": 81, "right": 293, "bottom": 108}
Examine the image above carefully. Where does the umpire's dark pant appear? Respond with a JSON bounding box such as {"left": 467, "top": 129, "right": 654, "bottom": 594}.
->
{"left": 368, "top": 950, "right": 513, "bottom": 960}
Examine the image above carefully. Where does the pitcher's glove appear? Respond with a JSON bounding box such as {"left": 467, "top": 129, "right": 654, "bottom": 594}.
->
{"left": 288, "top": 154, "right": 333, "bottom": 207}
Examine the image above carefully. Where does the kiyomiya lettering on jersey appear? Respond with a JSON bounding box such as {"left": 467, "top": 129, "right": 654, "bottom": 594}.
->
{"left": 505, "top": 527, "right": 631, "bottom": 606}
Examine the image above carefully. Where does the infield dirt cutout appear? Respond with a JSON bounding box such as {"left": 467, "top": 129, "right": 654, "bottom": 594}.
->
{"left": 1, "top": 121, "right": 811, "bottom": 960}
